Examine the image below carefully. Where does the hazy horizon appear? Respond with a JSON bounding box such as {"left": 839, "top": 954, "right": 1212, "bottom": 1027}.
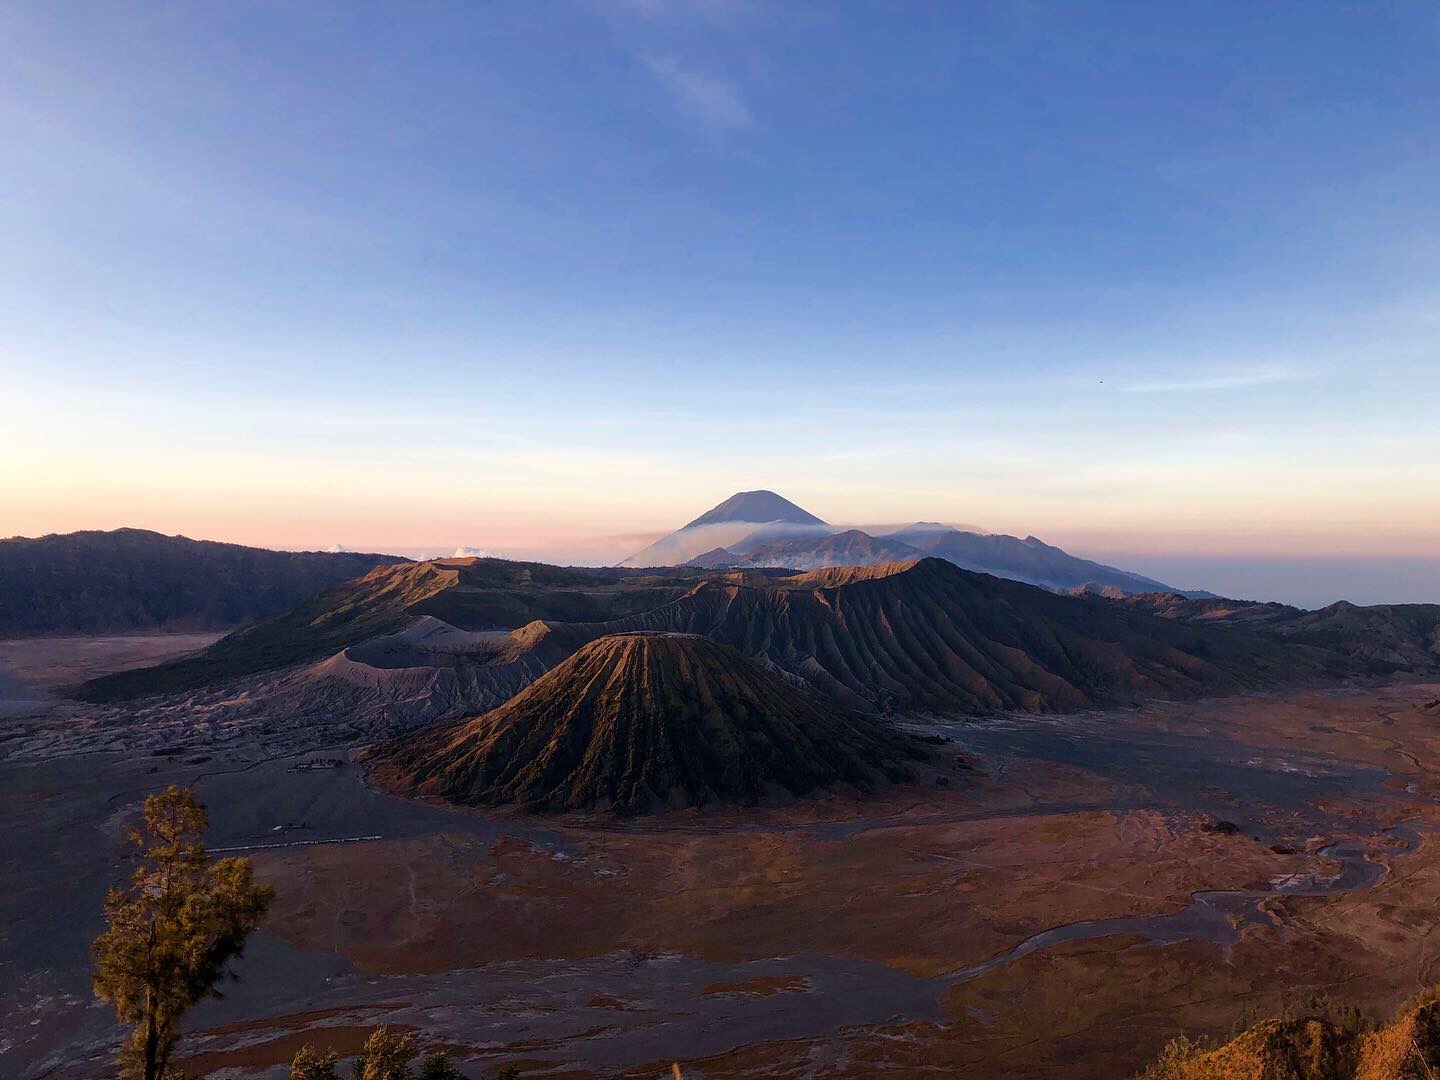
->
{"left": 2, "top": 3, "right": 1437, "bottom": 607}
{"left": 8, "top": 496, "right": 1437, "bottom": 608}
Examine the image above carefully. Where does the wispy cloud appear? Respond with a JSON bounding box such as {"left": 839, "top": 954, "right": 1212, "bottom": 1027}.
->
{"left": 1116, "top": 367, "right": 1311, "bottom": 394}
{"left": 642, "top": 54, "right": 752, "bottom": 130}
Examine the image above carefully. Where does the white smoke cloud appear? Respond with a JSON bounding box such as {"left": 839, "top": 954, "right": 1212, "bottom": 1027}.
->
{"left": 453, "top": 545, "right": 502, "bottom": 559}
{"left": 620, "top": 520, "right": 835, "bottom": 567}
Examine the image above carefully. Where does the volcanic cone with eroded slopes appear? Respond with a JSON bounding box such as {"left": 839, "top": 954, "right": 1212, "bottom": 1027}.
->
{"left": 372, "top": 631, "right": 928, "bottom": 813}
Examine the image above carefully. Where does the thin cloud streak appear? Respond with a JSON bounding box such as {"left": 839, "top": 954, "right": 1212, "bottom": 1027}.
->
{"left": 1117, "top": 367, "right": 1311, "bottom": 393}
{"left": 642, "top": 54, "right": 752, "bottom": 129}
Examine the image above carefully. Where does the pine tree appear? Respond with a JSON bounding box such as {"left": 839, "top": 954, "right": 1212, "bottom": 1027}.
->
{"left": 92, "top": 785, "right": 274, "bottom": 1080}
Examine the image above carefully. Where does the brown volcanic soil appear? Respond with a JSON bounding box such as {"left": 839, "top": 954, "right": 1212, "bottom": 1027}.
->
{"left": 372, "top": 632, "right": 926, "bottom": 813}
{"left": 251, "top": 802, "right": 1285, "bottom": 980}
{"left": 248, "top": 684, "right": 1440, "bottom": 1077}
{"left": 10, "top": 681, "right": 1440, "bottom": 1080}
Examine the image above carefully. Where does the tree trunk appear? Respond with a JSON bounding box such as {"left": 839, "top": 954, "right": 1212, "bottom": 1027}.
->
{"left": 142, "top": 988, "right": 159, "bottom": 1080}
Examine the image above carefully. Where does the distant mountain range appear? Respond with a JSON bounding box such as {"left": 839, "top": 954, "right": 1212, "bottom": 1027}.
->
{"left": 0, "top": 496, "right": 1199, "bottom": 645}
{"left": 16, "top": 517, "right": 1440, "bottom": 820}
{"left": 0, "top": 529, "right": 407, "bottom": 637}
{"left": 81, "top": 554, "right": 1416, "bottom": 733}
{"left": 622, "top": 489, "right": 1203, "bottom": 597}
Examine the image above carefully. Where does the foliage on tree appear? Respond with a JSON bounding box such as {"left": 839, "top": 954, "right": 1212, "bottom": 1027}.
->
{"left": 415, "top": 1051, "right": 464, "bottom": 1079}
{"left": 289, "top": 1029, "right": 472, "bottom": 1080}
{"left": 351, "top": 1027, "right": 417, "bottom": 1080}
{"left": 1133, "top": 989, "right": 1440, "bottom": 1079}
{"left": 290, "top": 1044, "right": 340, "bottom": 1080}
{"left": 92, "top": 785, "right": 274, "bottom": 1080}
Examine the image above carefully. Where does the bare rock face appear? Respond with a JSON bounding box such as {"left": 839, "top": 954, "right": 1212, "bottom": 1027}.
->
{"left": 372, "top": 632, "right": 926, "bottom": 813}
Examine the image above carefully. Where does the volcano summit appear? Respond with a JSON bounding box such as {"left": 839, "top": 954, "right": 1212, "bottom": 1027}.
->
{"left": 371, "top": 631, "right": 928, "bottom": 813}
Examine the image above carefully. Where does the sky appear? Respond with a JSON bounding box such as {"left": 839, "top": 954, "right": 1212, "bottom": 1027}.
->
{"left": 1, "top": 2, "right": 1438, "bottom": 606}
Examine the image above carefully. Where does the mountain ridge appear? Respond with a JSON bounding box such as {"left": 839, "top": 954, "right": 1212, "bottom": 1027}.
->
{"left": 1098, "top": 590, "right": 1440, "bottom": 673}
{"left": 0, "top": 528, "right": 408, "bottom": 637}
{"left": 72, "top": 557, "right": 772, "bottom": 702}
{"left": 92, "top": 555, "right": 1375, "bottom": 737}
{"left": 581, "top": 557, "right": 1335, "bottom": 714}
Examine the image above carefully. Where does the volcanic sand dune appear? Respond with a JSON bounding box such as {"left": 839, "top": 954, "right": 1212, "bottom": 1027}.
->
{"left": 373, "top": 632, "right": 927, "bottom": 812}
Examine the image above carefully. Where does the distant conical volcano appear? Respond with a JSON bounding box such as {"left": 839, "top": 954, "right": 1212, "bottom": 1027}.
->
{"left": 372, "top": 631, "right": 925, "bottom": 813}
{"left": 620, "top": 490, "right": 833, "bottom": 568}
{"left": 618, "top": 491, "right": 1192, "bottom": 596}
{"left": 680, "top": 489, "right": 826, "bottom": 529}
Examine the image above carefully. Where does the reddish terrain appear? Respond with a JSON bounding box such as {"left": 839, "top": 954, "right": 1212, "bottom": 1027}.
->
{"left": 5, "top": 633, "right": 1440, "bottom": 1078}
{"left": 12, "top": 684, "right": 1431, "bottom": 1078}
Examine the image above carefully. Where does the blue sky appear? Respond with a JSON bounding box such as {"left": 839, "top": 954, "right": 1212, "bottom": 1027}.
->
{"left": 1, "top": 2, "right": 1437, "bottom": 604}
